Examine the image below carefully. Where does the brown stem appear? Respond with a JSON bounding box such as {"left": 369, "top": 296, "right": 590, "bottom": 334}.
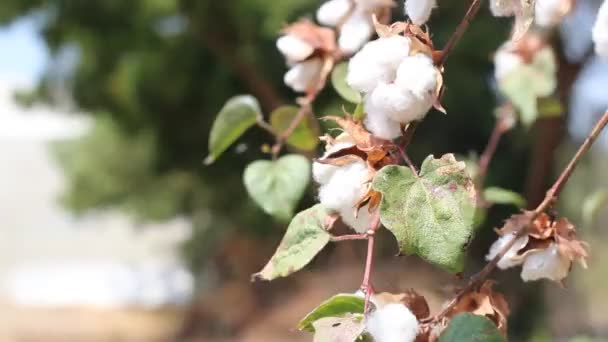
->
{"left": 475, "top": 113, "right": 511, "bottom": 204}
{"left": 330, "top": 233, "right": 368, "bottom": 242}
{"left": 427, "top": 111, "right": 608, "bottom": 323}
{"left": 401, "top": 122, "right": 419, "bottom": 150}
{"left": 360, "top": 212, "right": 381, "bottom": 313}
{"left": 438, "top": 0, "right": 484, "bottom": 67}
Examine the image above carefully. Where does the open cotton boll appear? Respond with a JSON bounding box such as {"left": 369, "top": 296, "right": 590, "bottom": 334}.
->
{"left": 486, "top": 234, "right": 529, "bottom": 269}
{"left": 312, "top": 140, "right": 357, "bottom": 184}
{"left": 317, "top": 0, "right": 352, "bottom": 26}
{"left": 521, "top": 243, "right": 571, "bottom": 282}
{"left": 339, "top": 203, "right": 372, "bottom": 233}
{"left": 493, "top": 43, "right": 523, "bottom": 80}
{"left": 366, "top": 82, "right": 428, "bottom": 124}
{"left": 593, "top": 0, "right": 608, "bottom": 58}
{"left": 318, "top": 160, "right": 369, "bottom": 212}
{"left": 395, "top": 54, "right": 438, "bottom": 99}
{"left": 364, "top": 101, "right": 403, "bottom": 140}
{"left": 489, "top": 0, "right": 518, "bottom": 17}
{"left": 534, "top": 0, "right": 564, "bottom": 28}
{"left": 347, "top": 36, "right": 411, "bottom": 93}
{"left": 405, "top": 0, "right": 437, "bottom": 26}
{"left": 367, "top": 303, "right": 419, "bottom": 342}
{"left": 284, "top": 58, "right": 323, "bottom": 92}
{"left": 276, "top": 35, "right": 314, "bottom": 63}
{"left": 339, "top": 10, "right": 375, "bottom": 54}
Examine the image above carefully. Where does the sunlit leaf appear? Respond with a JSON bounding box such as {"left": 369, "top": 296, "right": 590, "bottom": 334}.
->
{"left": 205, "top": 95, "right": 261, "bottom": 164}
{"left": 253, "top": 204, "right": 331, "bottom": 281}
{"left": 484, "top": 187, "right": 526, "bottom": 208}
{"left": 331, "top": 62, "right": 362, "bottom": 104}
{"left": 298, "top": 294, "right": 366, "bottom": 332}
{"left": 372, "top": 154, "right": 477, "bottom": 273}
{"left": 312, "top": 316, "right": 366, "bottom": 342}
{"left": 270, "top": 105, "right": 319, "bottom": 151}
{"left": 244, "top": 154, "right": 310, "bottom": 221}
{"left": 439, "top": 313, "right": 505, "bottom": 342}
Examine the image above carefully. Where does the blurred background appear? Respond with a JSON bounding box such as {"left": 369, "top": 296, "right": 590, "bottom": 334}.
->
{"left": 0, "top": 1, "right": 607, "bottom": 341}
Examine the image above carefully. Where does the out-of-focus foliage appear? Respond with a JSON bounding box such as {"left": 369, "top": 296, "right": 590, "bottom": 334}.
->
{"left": 1, "top": 0, "right": 527, "bottom": 287}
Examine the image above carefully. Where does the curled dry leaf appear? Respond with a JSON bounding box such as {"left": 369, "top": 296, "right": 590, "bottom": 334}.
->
{"left": 373, "top": 289, "right": 431, "bottom": 320}
{"left": 283, "top": 20, "right": 337, "bottom": 54}
{"left": 444, "top": 281, "right": 510, "bottom": 335}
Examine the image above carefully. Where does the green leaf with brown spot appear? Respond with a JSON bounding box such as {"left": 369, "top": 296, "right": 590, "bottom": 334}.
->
{"left": 298, "top": 294, "right": 366, "bottom": 332}
{"left": 253, "top": 204, "right": 331, "bottom": 281}
{"left": 312, "top": 315, "right": 366, "bottom": 342}
{"left": 372, "top": 154, "right": 478, "bottom": 273}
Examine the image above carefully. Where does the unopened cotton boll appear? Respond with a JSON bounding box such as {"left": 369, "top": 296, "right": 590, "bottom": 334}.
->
{"left": 284, "top": 58, "right": 323, "bottom": 92}
{"left": 367, "top": 303, "right": 419, "bottom": 342}
{"left": 593, "top": 0, "right": 608, "bottom": 58}
{"left": 347, "top": 36, "right": 411, "bottom": 93}
{"left": 534, "top": 0, "right": 564, "bottom": 28}
{"left": 405, "top": 0, "right": 437, "bottom": 26}
{"left": 521, "top": 243, "right": 570, "bottom": 282}
{"left": 339, "top": 11, "right": 375, "bottom": 54}
{"left": 486, "top": 234, "right": 529, "bottom": 269}
{"left": 276, "top": 35, "right": 315, "bottom": 62}
{"left": 317, "top": 0, "right": 352, "bottom": 26}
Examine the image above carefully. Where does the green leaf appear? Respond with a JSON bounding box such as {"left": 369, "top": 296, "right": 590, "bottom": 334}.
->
{"left": 298, "top": 294, "right": 366, "bottom": 332}
{"left": 331, "top": 62, "right": 362, "bottom": 104}
{"left": 372, "top": 154, "right": 477, "bottom": 273}
{"left": 205, "top": 95, "right": 261, "bottom": 164}
{"left": 439, "top": 313, "right": 505, "bottom": 342}
{"left": 253, "top": 204, "right": 331, "bottom": 281}
{"left": 270, "top": 105, "right": 319, "bottom": 151}
{"left": 244, "top": 154, "right": 310, "bottom": 221}
{"left": 353, "top": 102, "right": 365, "bottom": 120}
{"left": 582, "top": 189, "right": 608, "bottom": 229}
{"left": 537, "top": 97, "right": 562, "bottom": 119}
{"left": 483, "top": 187, "right": 526, "bottom": 208}
{"left": 312, "top": 315, "right": 365, "bottom": 342}
{"left": 498, "top": 46, "right": 556, "bottom": 127}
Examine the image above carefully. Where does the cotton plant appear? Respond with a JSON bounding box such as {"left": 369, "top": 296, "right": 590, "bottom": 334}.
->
{"left": 593, "top": 0, "right": 608, "bottom": 58}
{"left": 205, "top": 0, "right": 605, "bottom": 341}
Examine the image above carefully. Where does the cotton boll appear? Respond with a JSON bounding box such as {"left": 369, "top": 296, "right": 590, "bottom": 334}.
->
{"left": 485, "top": 234, "right": 529, "bottom": 269}
{"left": 276, "top": 35, "right": 314, "bottom": 62}
{"left": 339, "top": 10, "right": 375, "bottom": 54}
{"left": 489, "top": 0, "right": 518, "bottom": 17}
{"left": 318, "top": 160, "right": 369, "bottom": 211}
{"left": 593, "top": 1, "right": 608, "bottom": 58}
{"left": 284, "top": 58, "right": 323, "bottom": 92}
{"left": 405, "top": 0, "right": 437, "bottom": 26}
{"left": 339, "top": 203, "right": 372, "bottom": 233}
{"left": 312, "top": 140, "right": 357, "bottom": 184}
{"left": 395, "top": 54, "right": 438, "bottom": 98}
{"left": 347, "top": 36, "right": 411, "bottom": 93}
{"left": 317, "top": 0, "right": 352, "bottom": 26}
{"left": 493, "top": 43, "right": 523, "bottom": 80}
{"left": 521, "top": 243, "right": 571, "bottom": 282}
{"left": 364, "top": 101, "right": 403, "bottom": 140}
{"left": 367, "top": 303, "right": 419, "bottom": 342}
{"left": 534, "top": 0, "right": 564, "bottom": 28}
{"left": 366, "top": 82, "right": 427, "bottom": 124}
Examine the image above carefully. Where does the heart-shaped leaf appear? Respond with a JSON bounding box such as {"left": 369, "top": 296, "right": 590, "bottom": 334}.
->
{"left": 244, "top": 154, "right": 310, "bottom": 221}
{"left": 484, "top": 187, "right": 526, "bottom": 208}
{"left": 253, "top": 204, "right": 331, "bottom": 281}
{"left": 372, "top": 154, "right": 477, "bottom": 273}
{"left": 270, "top": 106, "right": 319, "bottom": 151}
{"left": 439, "top": 313, "right": 505, "bottom": 342}
{"left": 298, "top": 294, "right": 366, "bottom": 331}
{"left": 205, "top": 95, "right": 261, "bottom": 164}
{"left": 332, "top": 62, "right": 362, "bottom": 104}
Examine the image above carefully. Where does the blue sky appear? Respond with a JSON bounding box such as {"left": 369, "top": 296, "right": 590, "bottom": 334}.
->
{"left": 0, "top": 17, "right": 49, "bottom": 83}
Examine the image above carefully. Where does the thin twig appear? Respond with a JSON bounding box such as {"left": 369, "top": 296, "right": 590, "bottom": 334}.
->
{"left": 361, "top": 212, "right": 381, "bottom": 313}
{"left": 426, "top": 111, "right": 608, "bottom": 323}
{"left": 330, "top": 233, "right": 368, "bottom": 242}
{"left": 475, "top": 113, "right": 512, "bottom": 205}
{"left": 438, "top": 0, "right": 484, "bottom": 67}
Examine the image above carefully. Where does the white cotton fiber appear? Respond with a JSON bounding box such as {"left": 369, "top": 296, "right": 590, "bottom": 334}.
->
{"left": 284, "top": 58, "right": 323, "bottom": 92}
{"left": 405, "top": 0, "right": 437, "bottom": 26}
{"left": 317, "top": 0, "right": 352, "bottom": 26}
{"left": 593, "top": 0, "right": 608, "bottom": 58}
{"left": 367, "top": 303, "right": 419, "bottom": 342}
{"left": 521, "top": 243, "right": 570, "bottom": 282}
{"left": 276, "top": 35, "right": 314, "bottom": 62}
{"left": 395, "top": 54, "right": 438, "bottom": 99}
{"left": 485, "top": 234, "right": 529, "bottom": 269}
{"left": 339, "top": 10, "right": 375, "bottom": 54}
